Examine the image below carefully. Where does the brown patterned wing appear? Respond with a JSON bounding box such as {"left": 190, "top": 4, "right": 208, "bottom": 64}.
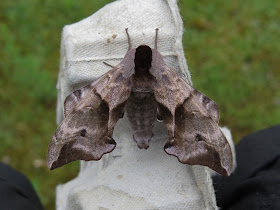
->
{"left": 153, "top": 65, "right": 233, "bottom": 176}
{"left": 47, "top": 64, "right": 133, "bottom": 169}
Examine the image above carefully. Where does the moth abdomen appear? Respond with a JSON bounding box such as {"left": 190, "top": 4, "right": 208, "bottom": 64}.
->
{"left": 126, "top": 91, "right": 157, "bottom": 149}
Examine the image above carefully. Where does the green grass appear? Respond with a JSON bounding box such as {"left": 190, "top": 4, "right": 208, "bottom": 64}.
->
{"left": 0, "top": 0, "right": 279, "bottom": 209}
{"left": 181, "top": 0, "right": 280, "bottom": 138}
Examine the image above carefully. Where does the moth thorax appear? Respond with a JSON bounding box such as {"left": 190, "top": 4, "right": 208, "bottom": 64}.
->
{"left": 134, "top": 45, "right": 152, "bottom": 74}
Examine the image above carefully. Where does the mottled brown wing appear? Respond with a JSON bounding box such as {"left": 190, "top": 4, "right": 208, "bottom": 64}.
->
{"left": 47, "top": 64, "right": 133, "bottom": 169}
{"left": 152, "top": 64, "right": 233, "bottom": 176}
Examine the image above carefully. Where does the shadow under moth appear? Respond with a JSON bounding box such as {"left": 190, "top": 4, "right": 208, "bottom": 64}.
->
{"left": 47, "top": 29, "right": 233, "bottom": 176}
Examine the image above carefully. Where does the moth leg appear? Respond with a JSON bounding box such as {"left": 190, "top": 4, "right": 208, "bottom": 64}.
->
{"left": 156, "top": 106, "right": 163, "bottom": 122}
{"left": 125, "top": 28, "right": 132, "bottom": 50}
{"left": 103, "top": 62, "right": 115, "bottom": 68}
{"left": 107, "top": 102, "right": 127, "bottom": 139}
{"left": 154, "top": 28, "right": 159, "bottom": 49}
{"left": 157, "top": 103, "right": 175, "bottom": 141}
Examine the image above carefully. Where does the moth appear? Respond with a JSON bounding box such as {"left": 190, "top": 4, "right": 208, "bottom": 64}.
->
{"left": 47, "top": 29, "right": 233, "bottom": 176}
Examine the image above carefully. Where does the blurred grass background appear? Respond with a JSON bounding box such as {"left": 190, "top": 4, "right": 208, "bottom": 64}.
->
{"left": 0, "top": 0, "right": 279, "bottom": 209}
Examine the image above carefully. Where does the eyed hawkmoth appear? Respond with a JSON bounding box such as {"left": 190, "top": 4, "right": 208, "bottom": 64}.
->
{"left": 47, "top": 29, "right": 233, "bottom": 176}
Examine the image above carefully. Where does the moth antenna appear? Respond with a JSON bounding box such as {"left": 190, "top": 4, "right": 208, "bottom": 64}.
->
{"left": 125, "top": 28, "right": 132, "bottom": 51}
{"left": 103, "top": 61, "right": 115, "bottom": 68}
{"left": 155, "top": 28, "right": 159, "bottom": 49}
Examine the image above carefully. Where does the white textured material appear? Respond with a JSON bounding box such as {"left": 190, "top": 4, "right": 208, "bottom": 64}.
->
{"left": 55, "top": 0, "right": 235, "bottom": 209}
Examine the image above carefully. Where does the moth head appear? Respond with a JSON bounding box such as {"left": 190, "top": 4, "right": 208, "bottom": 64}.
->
{"left": 134, "top": 45, "right": 152, "bottom": 72}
